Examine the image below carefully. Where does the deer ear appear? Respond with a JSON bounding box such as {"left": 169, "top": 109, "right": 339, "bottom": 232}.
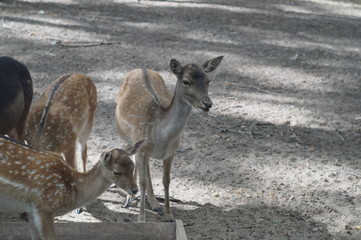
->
{"left": 126, "top": 138, "right": 146, "bottom": 156}
{"left": 170, "top": 59, "right": 182, "bottom": 75}
{"left": 101, "top": 151, "right": 114, "bottom": 170}
{"left": 202, "top": 56, "right": 223, "bottom": 73}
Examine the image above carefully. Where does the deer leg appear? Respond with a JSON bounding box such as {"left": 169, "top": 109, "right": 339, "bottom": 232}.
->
{"left": 29, "top": 210, "right": 57, "bottom": 240}
{"left": 132, "top": 155, "right": 137, "bottom": 183}
{"left": 14, "top": 119, "right": 26, "bottom": 143}
{"left": 7, "top": 128, "right": 19, "bottom": 141}
{"left": 64, "top": 142, "right": 85, "bottom": 214}
{"left": 162, "top": 155, "right": 174, "bottom": 222}
{"left": 146, "top": 161, "right": 161, "bottom": 212}
{"left": 124, "top": 155, "right": 137, "bottom": 207}
{"left": 78, "top": 120, "right": 93, "bottom": 172}
{"left": 63, "top": 142, "right": 77, "bottom": 170}
{"left": 28, "top": 213, "right": 40, "bottom": 240}
{"left": 136, "top": 151, "right": 149, "bottom": 222}
{"left": 80, "top": 143, "right": 87, "bottom": 172}
{"left": 14, "top": 98, "right": 30, "bottom": 144}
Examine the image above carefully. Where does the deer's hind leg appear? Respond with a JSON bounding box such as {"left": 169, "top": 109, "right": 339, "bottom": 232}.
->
{"left": 63, "top": 139, "right": 77, "bottom": 170}
{"left": 29, "top": 209, "right": 57, "bottom": 240}
{"left": 77, "top": 114, "right": 95, "bottom": 172}
{"left": 146, "top": 159, "right": 161, "bottom": 213}
{"left": 161, "top": 154, "right": 174, "bottom": 222}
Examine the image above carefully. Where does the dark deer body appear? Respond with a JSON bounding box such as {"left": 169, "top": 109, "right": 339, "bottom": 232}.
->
{"left": 0, "top": 56, "right": 33, "bottom": 143}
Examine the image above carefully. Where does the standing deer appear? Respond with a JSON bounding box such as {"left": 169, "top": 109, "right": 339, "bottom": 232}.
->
{"left": 25, "top": 73, "right": 97, "bottom": 172}
{"left": 115, "top": 56, "right": 223, "bottom": 222}
{"left": 0, "top": 135, "right": 144, "bottom": 240}
{"left": 0, "top": 56, "right": 33, "bottom": 143}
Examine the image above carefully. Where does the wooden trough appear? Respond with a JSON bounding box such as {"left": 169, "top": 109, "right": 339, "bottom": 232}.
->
{"left": 0, "top": 220, "right": 187, "bottom": 240}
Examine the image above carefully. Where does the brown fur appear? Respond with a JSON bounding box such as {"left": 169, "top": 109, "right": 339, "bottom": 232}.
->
{"left": 25, "top": 73, "right": 97, "bottom": 171}
{"left": 0, "top": 136, "right": 144, "bottom": 240}
{"left": 115, "top": 56, "right": 223, "bottom": 222}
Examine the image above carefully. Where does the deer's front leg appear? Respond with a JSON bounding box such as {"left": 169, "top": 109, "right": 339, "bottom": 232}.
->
{"left": 123, "top": 155, "right": 138, "bottom": 208}
{"left": 162, "top": 155, "right": 174, "bottom": 222}
{"left": 136, "top": 151, "right": 149, "bottom": 222}
{"left": 146, "top": 159, "right": 161, "bottom": 213}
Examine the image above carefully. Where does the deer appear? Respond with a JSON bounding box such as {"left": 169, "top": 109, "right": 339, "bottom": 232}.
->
{"left": 25, "top": 73, "right": 97, "bottom": 173}
{"left": 115, "top": 56, "right": 223, "bottom": 222}
{"left": 0, "top": 135, "right": 145, "bottom": 240}
{"left": 0, "top": 56, "right": 33, "bottom": 143}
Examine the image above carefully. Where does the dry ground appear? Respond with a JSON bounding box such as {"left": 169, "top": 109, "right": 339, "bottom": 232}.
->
{"left": 1, "top": 0, "right": 361, "bottom": 239}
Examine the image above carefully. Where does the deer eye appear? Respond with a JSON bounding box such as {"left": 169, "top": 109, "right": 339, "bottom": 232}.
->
{"left": 113, "top": 171, "right": 123, "bottom": 176}
{"left": 183, "top": 80, "right": 190, "bottom": 86}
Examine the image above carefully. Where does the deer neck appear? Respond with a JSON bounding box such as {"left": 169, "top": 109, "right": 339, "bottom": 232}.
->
{"left": 73, "top": 161, "right": 111, "bottom": 207}
{"left": 155, "top": 83, "right": 192, "bottom": 144}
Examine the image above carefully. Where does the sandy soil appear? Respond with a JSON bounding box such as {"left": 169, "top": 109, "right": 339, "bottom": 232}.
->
{"left": 1, "top": 0, "right": 361, "bottom": 239}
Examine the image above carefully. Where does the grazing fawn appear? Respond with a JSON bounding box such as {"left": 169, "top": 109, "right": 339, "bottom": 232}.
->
{"left": 25, "top": 73, "right": 97, "bottom": 172}
{"left": 115, "top": 56, "right": 223, "bottom": 222}
{"left": 0, "top": 135, "right": 144, "bottom": 240}
{"left": 0, "top": 56, "right": 33, "bottom": 143}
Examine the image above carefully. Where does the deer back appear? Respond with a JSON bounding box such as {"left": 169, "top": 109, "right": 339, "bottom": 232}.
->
{"left": 25, "top": 73, "right": 97, "bottom": 153}
{"left": 115, "top": 69, "right": 172, "bottom": 140}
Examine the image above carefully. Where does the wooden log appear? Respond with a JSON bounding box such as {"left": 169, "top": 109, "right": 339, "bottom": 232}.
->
{"left": 0, "top": 221, "right": 187, "bottom": 240}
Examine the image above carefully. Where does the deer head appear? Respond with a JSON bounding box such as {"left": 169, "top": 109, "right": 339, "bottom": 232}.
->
{"left": 170, "top": 56, "right": 223, "bottom": 112}
{"left": 101, "top": 138, "right": 146, "bottom": 195}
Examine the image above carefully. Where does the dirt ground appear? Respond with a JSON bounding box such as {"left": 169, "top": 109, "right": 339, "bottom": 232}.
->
{"left": 1, "top": 0, "right": 361, "bottom": 239}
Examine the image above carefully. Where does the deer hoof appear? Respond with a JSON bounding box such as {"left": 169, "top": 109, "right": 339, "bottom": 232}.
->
{"left": 153, "top": 207, "right": 162, "bottom": 213}
{"left": 75, "top": 207, "right": 83, "bottom": 214}
{"left": 164, "top": 219, "right": 175, "bottom": 222}
{"left": 20, "top": 212, "right": 29, "bottom": 222}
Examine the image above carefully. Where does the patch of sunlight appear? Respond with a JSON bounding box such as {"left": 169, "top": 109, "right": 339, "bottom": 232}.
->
{"left": 212, "top": 93, "right": 337, "bottom": 131}
{"left": 306, "top": 58, "right": 360, "bottom": 69}
{"left": 274, "top": 4, "right": 316, "bottom": 15}
{"left": 239, "top": 64, "right": 329, "bottom": 92}
{"left": 1, "top": 14, "right": 98, "bottom": 42}
{"left": 183, "top": 29, "right": 238, "bottom": 45}
{"left": 262, "top": 37, "right": 361, "bottom": 56}
{"left": 18, "top": 0, "right": 75, "bottom": 4}
{"left": 275, "top": 2, "right": 361, "bottom": 18}
{"left": 304, "top": 0, "right": 361, "bottom": 13}
{"left": 90, "top": 70, "right": 126, "bottom": 84}
{"left": 55, "top": 211, "right": 101, "bottom": 223}
{"left": 121, "top": 21, "right": 174, "bottom": 31}
{"left": 303, "top": 0, "right": 360, "bottom": 9}
{"left": 1, "top": 13, "right": 83, "bottom": 29}
{"left": 19, "top": 0, "right": 140, "bottom": 4}
{"left": 142, "top": 1, "right": 271, "bottom": 15}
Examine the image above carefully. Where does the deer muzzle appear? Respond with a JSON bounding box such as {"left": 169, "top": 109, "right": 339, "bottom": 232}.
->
{"left": 199, "top": 97, "right": 213, "bottom": 112}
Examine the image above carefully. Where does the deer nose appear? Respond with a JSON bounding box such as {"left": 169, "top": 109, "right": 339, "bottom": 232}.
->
{"left": 202, "top": 99, "right": 213, "bottom": 109}
{"left": 131, "top": 186, "right": 138, "bottom": 194}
